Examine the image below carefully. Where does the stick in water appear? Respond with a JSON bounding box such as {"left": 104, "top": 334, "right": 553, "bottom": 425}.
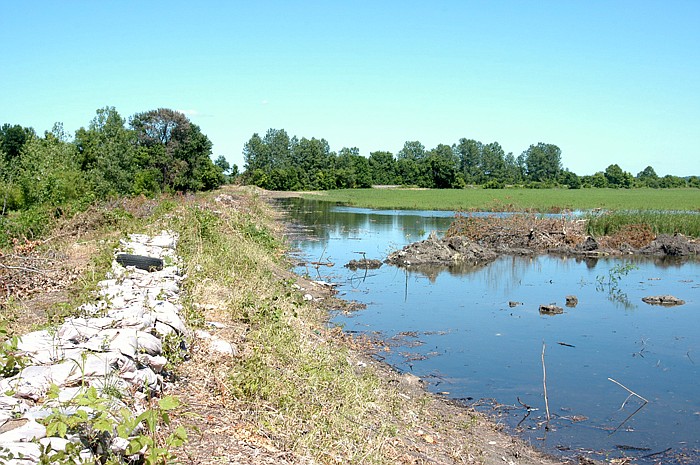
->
{"left": 542, "top": 341, "right": 551, "bottom": 428}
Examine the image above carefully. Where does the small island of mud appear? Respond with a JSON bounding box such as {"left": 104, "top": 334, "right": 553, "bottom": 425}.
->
{"left": 387, "top": 214, "right": 699, "bottom": 267}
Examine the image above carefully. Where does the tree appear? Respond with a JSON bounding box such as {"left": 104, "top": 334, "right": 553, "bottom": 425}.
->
{"left": 75, "top": 107, "right": 136, "bottom": 197}
{"left": 424, "top": 144, "right": 460, "bottom": 188}
{"left": 243, "top": 133, "right": 270, "bottom": 173}
{"left": 559, "top": 169, "right": 581, "bottom": 189}
{"left": 604, "top": 164, "right": 634, "bottom": 188}
{"left": 130, "top": 109, "right": 221, "bottom": 192}
{"left": 636, "top": 165, "right": 659, "bottom": 188}
{"left": 0, "top": 124, "right": 35, "bottom": 162}
{"left": 522, "top": 143, "right": 562, "bottom": 183}
{"left": 368, "top": 151, "right": 397, "bottom": 185}
{"left": 397, "top": 141, "right": 426, "bottom": 161}
{"left": 481, "top": 142, "right": 506, "bottom": 182}
{"left": 454, "top": 138, "right": 483, "bottom": 184}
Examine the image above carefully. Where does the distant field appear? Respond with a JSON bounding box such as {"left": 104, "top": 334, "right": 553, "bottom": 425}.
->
{"left": 303, "top": 188, "right": 700, "bottom": 213}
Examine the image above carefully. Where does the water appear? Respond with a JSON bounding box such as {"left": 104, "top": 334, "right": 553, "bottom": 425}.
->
{"left": 278, "top": 198, "right": 700, "bottom": 463}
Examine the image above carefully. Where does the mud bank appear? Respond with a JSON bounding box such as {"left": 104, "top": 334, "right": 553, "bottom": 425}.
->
{"left": 387, "top": 215, "right": 699, "bottom": 268}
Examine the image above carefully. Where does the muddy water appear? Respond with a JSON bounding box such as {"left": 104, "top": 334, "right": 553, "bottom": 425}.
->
{"left": 279, "top": 198, "right": 700, "bottom": 464}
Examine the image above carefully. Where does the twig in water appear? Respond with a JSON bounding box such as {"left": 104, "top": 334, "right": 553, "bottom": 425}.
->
{"left": 607, "top": 377, "right": 649, "bottom": 435}
{"left": 542, "top": 341, "right": 551, "bottom": 428}
{"left": 608, "top": 377, "right": 649, "bottom": 405}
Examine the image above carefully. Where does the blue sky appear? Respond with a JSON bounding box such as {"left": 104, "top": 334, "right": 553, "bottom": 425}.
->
{"left": 2, "top": 1, "right": 698, "bottom": 176}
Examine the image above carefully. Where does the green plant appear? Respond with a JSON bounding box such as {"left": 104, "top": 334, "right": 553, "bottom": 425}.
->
{"left": 0, "top": 321, "right": 26, "bottom": 378}
{"left": 40, "top": 384, "right": 187, "bottom": 465}
{"left": 596, "top": 262, "right": 638, "bottom": 309}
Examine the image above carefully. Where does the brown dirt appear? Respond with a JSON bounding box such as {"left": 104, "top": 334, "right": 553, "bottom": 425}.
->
{"left": 386, "top": 214, "right": 673, "bottom": 269}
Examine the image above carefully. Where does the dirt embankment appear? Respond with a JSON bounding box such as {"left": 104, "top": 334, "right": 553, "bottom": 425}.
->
{"left": 387, "top": 215, "right": 699, "bottom": 267}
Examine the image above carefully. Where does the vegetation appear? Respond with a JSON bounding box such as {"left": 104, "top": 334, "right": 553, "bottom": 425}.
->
{"left": 303, "top": 188, "right": 700, "bottom": 213}
{"left": 0, "top": 109, "right": 231, "bottom": 246}
{"left": 241, "top": 127, "right": 699, "bottom": 191}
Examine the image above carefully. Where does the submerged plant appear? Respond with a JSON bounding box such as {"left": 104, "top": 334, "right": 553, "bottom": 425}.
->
{"left": 596, "top": 262, "right": 638, "bottom": 308}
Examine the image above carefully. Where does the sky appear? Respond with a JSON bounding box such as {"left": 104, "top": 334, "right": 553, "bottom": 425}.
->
{"left": 1, "top": 1, "right": 699, "bottom": 177}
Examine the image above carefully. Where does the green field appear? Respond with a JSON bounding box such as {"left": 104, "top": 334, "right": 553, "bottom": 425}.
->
{"left": 303, "top": 188, "right": 700, "bottom": 213}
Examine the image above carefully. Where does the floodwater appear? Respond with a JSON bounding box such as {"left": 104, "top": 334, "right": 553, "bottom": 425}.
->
{"left": 278, "top": 198, "right": 700, "bottom": 464}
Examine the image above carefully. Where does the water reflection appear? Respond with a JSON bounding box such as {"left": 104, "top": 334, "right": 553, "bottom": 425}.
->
{"left": 278, "top": 198, "right": 700, "bottom": 464}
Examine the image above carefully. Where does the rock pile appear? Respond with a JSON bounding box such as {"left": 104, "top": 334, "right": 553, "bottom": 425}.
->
{"left": 0, "top": 231, "right": 198, "bottom": 464}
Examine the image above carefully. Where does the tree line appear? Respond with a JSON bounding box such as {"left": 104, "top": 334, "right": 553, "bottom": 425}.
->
{"left": 0, "top": 107, "right": 229, "bottom": 244}
{"left": 242, "top": 128, "right": 698, "bottom": 190}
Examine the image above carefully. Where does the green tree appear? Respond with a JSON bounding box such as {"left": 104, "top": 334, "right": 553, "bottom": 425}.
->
{"left": 16, "top": 130, "right": 88, "bottom": 208}
{"left": 397, "top": 141, "right": 426, "bottom": 161}
{"left": 522, "top": 143, "right": 562, "bottom": 183}
{"left": 75, "top": 107, "right": 137, "bottom": 197}
{"left": 0, "top": 124, "right": 35, "bottom": 162}
{"left": 454, "top": 138, "right": 483, "bottom": 184}
{"left": 368, "top": 151, "right": 397, "bottom": 185}
{"left": 559, "top": 169, "right": 581, "bottom": 189}
{"left": 130, "top": 109, "right": 221, "bottom": 192}
{"left": 424, "top": 144, "right": 460, "bottom": 188}
{"left": 659, "top": 174, "right": 686, "bottom": 188}
{"left": 481, "top": 142, "right": 506, "bottom": 182}
{"left": 636, "top": 165, "right": 659, "bottom": 188}
{"left": 604, "top": 164, "right": 634, "bottom": 188}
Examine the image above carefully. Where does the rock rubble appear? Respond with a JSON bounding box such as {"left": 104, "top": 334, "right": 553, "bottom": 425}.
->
{"left": 0, "top": 230, "right": 222, "bottom": 464}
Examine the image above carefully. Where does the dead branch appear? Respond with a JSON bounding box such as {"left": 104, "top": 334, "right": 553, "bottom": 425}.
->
{"left": 542, "top": 341, "right": 551, "bottom": 428}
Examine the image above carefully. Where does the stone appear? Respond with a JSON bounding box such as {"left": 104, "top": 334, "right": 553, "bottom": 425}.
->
{"left": 209, "top": 339, "right": 238, "bottom": 357}
{"left": 565, "top": 295, "right": 578, "bottom": 307}
{"left": 642, "top": 295, "right": 685, "bottom": 306}
{"left": 539, "top": 304, "right": 564, "bottom": 315}
{"left": 0, "top": 419, "right": 46, "bottom": 442}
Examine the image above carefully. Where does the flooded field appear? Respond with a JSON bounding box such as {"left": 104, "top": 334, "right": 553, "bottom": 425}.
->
{"left": 279, "top": 198, "right": 700, "bottom": 464}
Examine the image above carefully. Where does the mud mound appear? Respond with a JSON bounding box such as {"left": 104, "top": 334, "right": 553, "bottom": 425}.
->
{"left": 446, "top": 214, "right": 587, "bottom": 252}
{"left": 386, "top": 232, "right": 497, "bottom": 267}
{"left": 639, "top": 234, "right": 700, "bottom": 256}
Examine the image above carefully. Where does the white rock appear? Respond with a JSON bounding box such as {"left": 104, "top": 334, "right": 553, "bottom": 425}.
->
{"left": 137, "top": 354, "right": 168, "bottom": 373}
{"left": 136, "top": 332, "right": 162, "bottom": 355}
{"left": 209, "top": 339, "right": 238, "bottom": 357}
{"left": 154, "top": 321, "right": 176, "bottom": 336}
{"left": 0, "top": 442, "right": 41, "bottom": 463}
{"left": 0, "top": 418, "right": 46, "bottom": 442}
{"left": 132, "top": 367, "right": 159, "bottom": 390}
{"left": 194, "top": 329, "right": 212, "bottom": 340}
{"left": 39, "top": 436, "right": 71, "bottom": 452}
{"left": 152, "top": 302, "right": 187, "bottom": 334}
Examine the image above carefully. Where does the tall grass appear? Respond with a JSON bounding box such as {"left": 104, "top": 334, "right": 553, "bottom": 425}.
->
{"left": 587, "top": 211, "right": 700, "bottom": 238}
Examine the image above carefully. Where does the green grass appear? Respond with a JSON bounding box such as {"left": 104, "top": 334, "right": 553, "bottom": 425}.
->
{"left": 304, "top": 188, "right": 700, "bottom": 213}
{"left": 587, "top": 211, "right": 700, "bottom": 238}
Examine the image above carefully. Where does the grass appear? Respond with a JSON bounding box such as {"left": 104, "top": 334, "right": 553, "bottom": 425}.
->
{"left": 586, "top": 211, "right": 700, "bottom": 238}
{"left": 304, "top": 187, "right": 700, "bottom": 213}
{"left": 159, "top": 190, "right": 410, "bottom": 463}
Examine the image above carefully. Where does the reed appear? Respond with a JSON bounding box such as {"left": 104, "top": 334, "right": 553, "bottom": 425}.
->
{"left": 586, "top": 211, "right": 700, "bottom": 238}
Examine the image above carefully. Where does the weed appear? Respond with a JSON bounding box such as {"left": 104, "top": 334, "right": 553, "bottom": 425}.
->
{"left": 0, "top": 320, "right": 26, "bottom": 378}
{"left": 596, "top": 262, "right": 638, "bottom": 309}
{"left": 40, "top": 384, "right": 186, "bottom": 465}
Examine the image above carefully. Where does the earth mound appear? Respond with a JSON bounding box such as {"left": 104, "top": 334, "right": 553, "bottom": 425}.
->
{"left": 385, "top": 232, "right": 497, "bottom": 267}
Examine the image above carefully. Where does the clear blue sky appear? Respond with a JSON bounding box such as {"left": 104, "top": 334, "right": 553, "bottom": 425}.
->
{"left": 2, "top": 1, "right": 698, "bottom": 176}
